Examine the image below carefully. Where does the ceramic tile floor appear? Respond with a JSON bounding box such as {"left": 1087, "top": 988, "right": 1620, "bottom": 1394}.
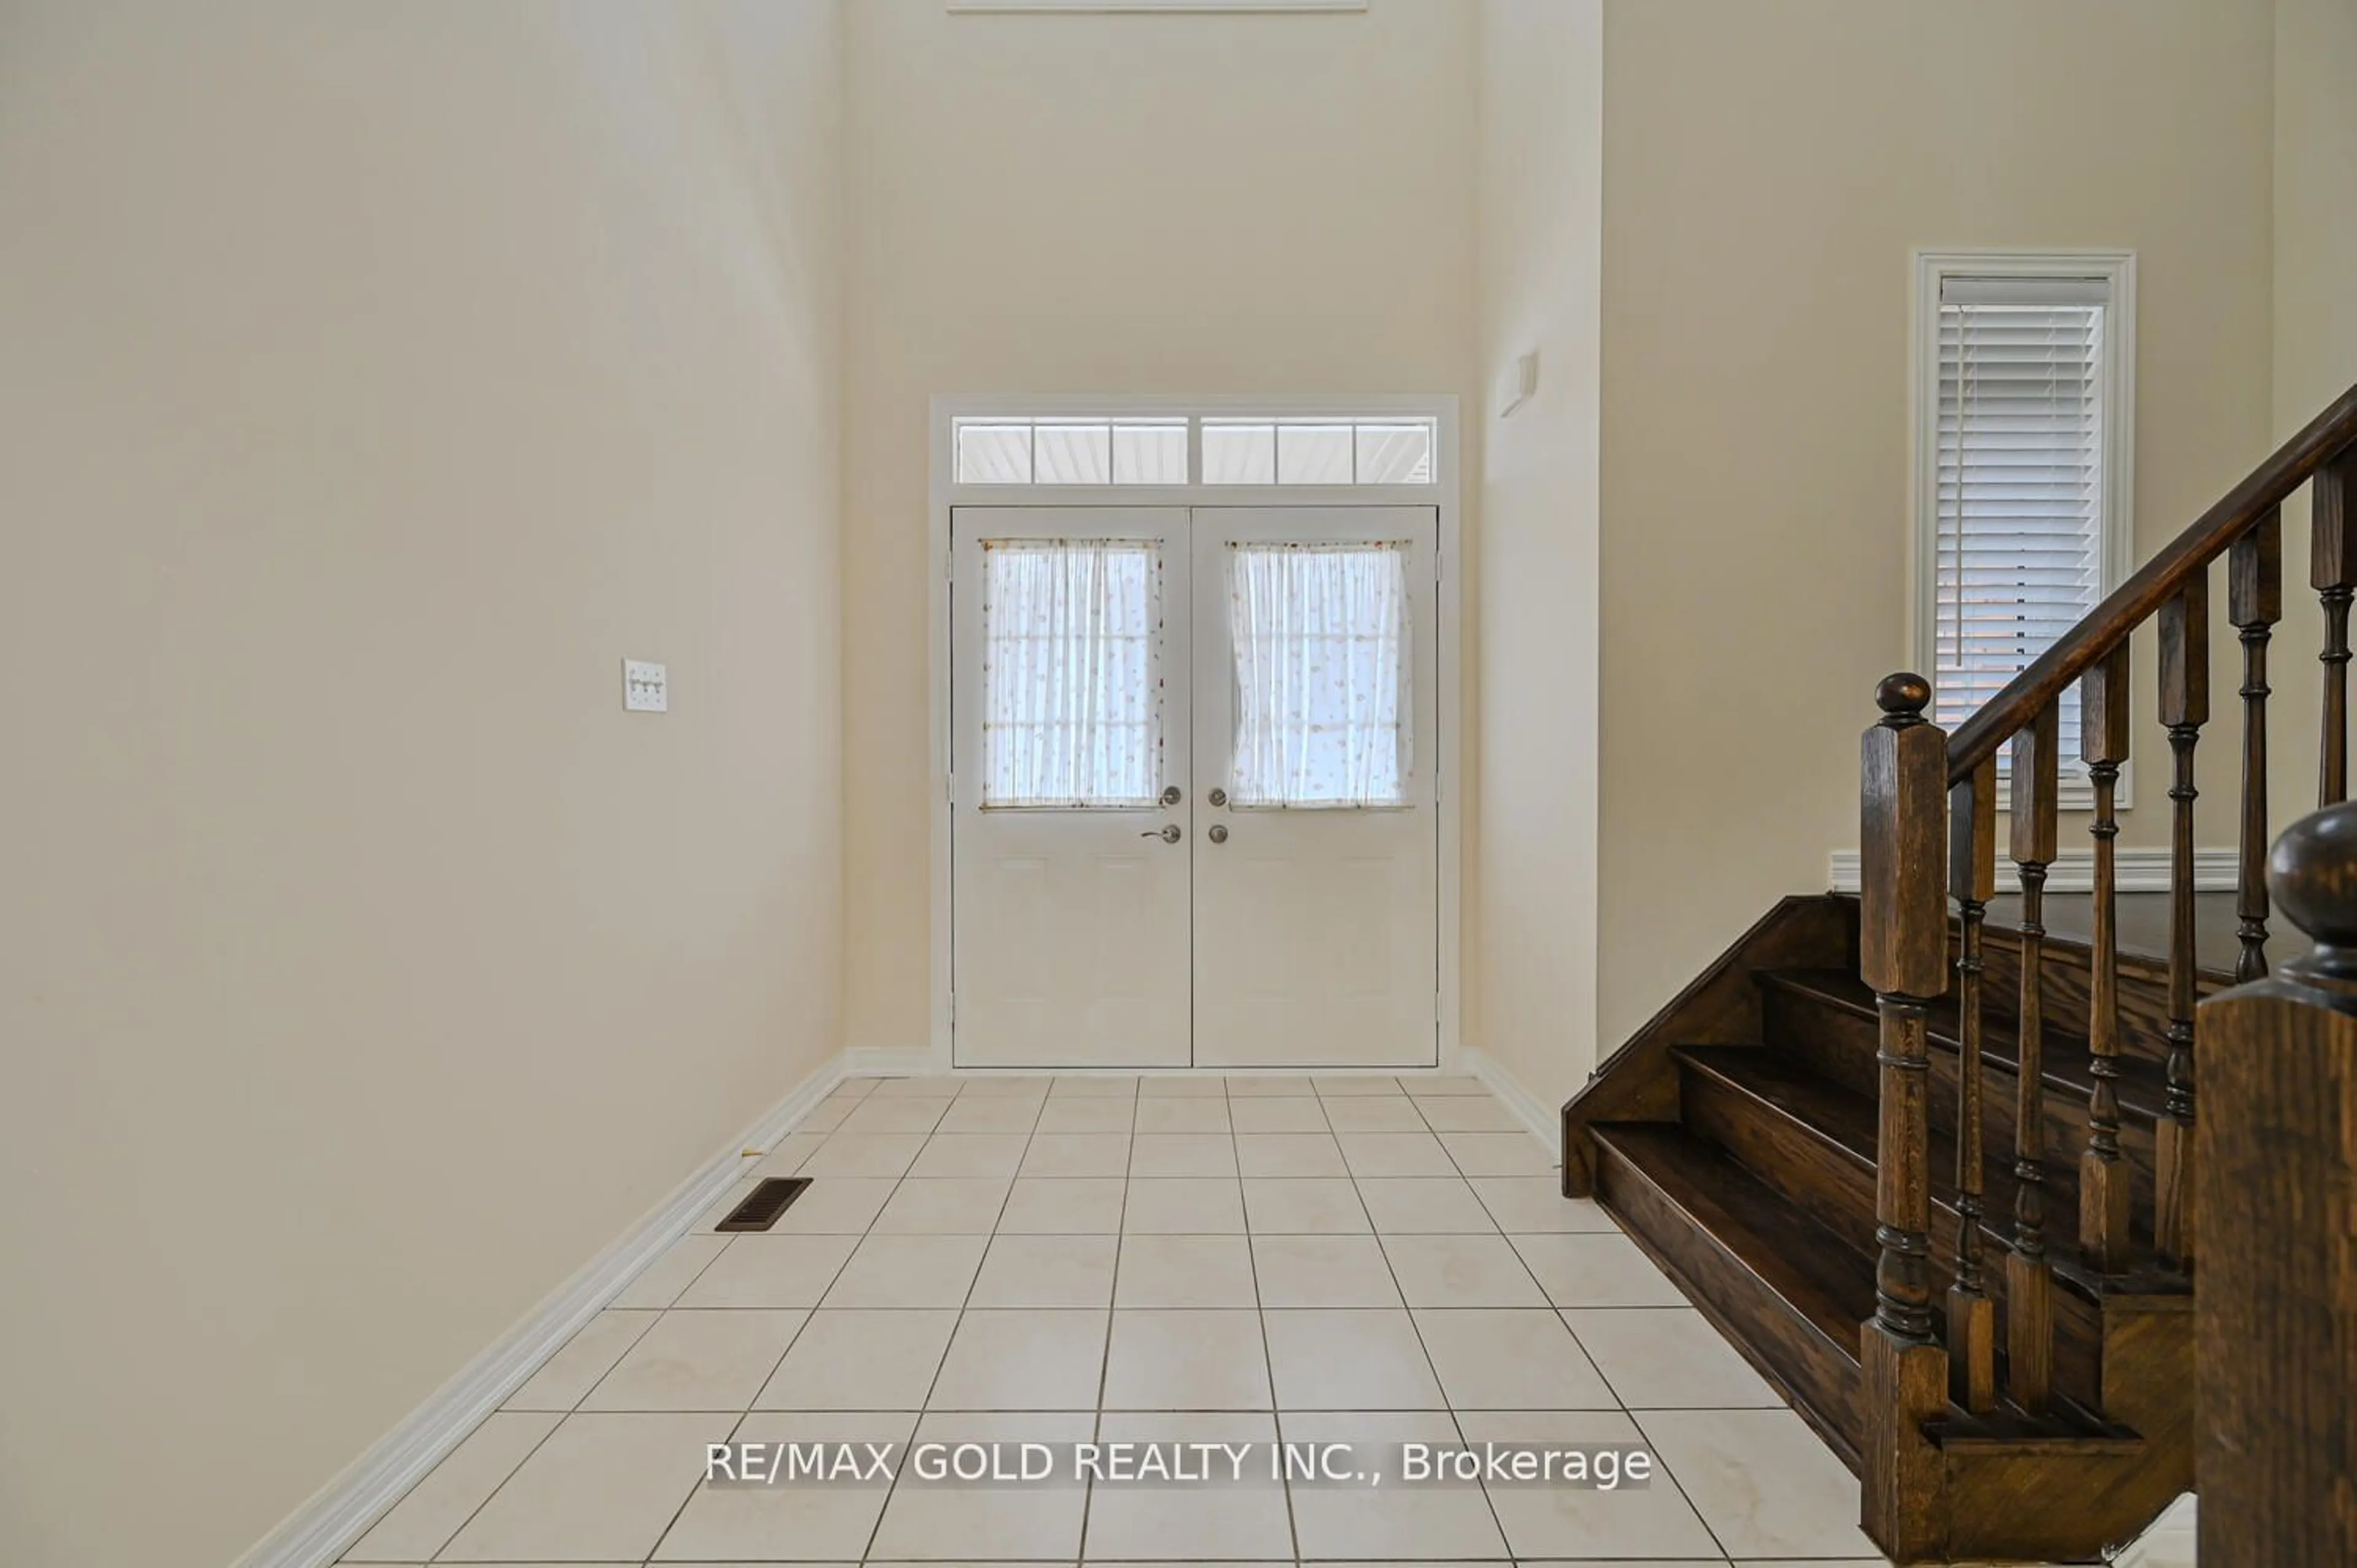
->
{"left": 339, "top": 1073, "right": 1887, "bottom": 1567}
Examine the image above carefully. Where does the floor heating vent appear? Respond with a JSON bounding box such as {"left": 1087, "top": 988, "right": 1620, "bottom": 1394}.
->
{"left": 716, "top": 1176, "right": 811, "bottom": 1232}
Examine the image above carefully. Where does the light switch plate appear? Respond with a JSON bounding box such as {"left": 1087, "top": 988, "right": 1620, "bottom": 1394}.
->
{"left": 623, "top": 658, "right": 667, "bottom": 712}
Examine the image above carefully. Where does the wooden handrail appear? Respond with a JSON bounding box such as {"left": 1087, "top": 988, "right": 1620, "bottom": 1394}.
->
{"left": 1946, "top": 379, "right": 2357, "bottom": 782}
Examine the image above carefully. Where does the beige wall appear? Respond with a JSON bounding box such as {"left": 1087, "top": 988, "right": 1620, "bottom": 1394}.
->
{"left": 1596, "top": 0, "right": 2277, "bottom": 1049}
{"left": 840, "top": 0, "right": 1480, "bottom": 1053}
{"left": 0, "top": 4, "right": 844, "bottom": 1564}
{"left": 1473, "top": 1, "right": 1606, "bottom": 1107}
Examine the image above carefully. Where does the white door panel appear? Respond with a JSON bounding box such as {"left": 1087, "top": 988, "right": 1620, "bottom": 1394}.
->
{"left": 1191, "top": 508, "right": 1439, "bottom": 1068}
{"left": 950, "top": 508, "right": 1191, "bottom": 1068}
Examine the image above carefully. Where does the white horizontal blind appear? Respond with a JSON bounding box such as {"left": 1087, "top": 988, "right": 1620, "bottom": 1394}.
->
{"left": 1933, "top": 277, "right": 2110, "bottom": 751}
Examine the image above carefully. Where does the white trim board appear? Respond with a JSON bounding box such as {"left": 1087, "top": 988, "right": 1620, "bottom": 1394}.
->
{"left": 233, "top": 1052, "right": 848, "bottom": 1568}
{"left": 1461, "top": 1046, "right": 1559, "bottom": 1150}
{"left": 1827, "top": 847, "right": 2239, "bottom": 895}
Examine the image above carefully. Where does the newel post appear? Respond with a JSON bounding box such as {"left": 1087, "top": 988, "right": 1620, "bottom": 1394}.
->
{"left": 2195, "top": 802, "right": 2357, "bottom": 1566}
{"left": 1859, "top": 673, "right": 1951, "bottom": 1562}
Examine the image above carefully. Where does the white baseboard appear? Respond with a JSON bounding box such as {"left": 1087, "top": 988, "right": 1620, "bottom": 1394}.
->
{"left": 1460, "top": 1046, "right": 1560, "bottom": 1151}
{"left": 1828, "top": 846, "right": 2239, "bottom": 895}
{"left": 842, "top": 1044, "right": 939, "bottom": 1076}
{"left": 2111, "top": 1492, "right": 2197, "bottom": 1566}
{"left": 234, "top": 1050, "right": 847, "bottom": 1568}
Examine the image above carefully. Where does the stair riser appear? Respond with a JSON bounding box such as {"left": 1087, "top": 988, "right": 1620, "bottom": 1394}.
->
{"left": 1765, "top": 983, "right": 2159, "bottom": 1216}
{"left": 1973, "top": 931, "right": 2204, "bottom": 1073}
{"left": 1680, "top": 1063, "right": 2110, "bottom": 1413}
{"left": 1593, "top": 1136, "right": 1863, "bottom": 1464}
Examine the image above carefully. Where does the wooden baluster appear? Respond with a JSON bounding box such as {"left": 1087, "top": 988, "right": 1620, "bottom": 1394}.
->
{"left": 2154, "top": 573, "right": 2210, "bottom": 1269}
{"left": 2315, "top": 450, "right": 2357, "bottom": 806}
{"left": 2080, "top": 644, "right": 2135, "bottom": 1273}
{"left": 1947, "top": 755, "right": 1997, "bottom": 1411}
{"left": 2006, "top": 701, "right": 2060, "bottom": 1412}
{"left": 2233, "top": 510, "right": 2283, "bottom": 983}
{"left": 1859, "top": 673, "right": 1949, "bottom": 1561}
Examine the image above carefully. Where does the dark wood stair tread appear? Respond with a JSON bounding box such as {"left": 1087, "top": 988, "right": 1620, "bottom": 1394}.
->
{"left": 1760, "top": 967, "right": 2170, "bottom": 1120}
{"left": 1590, "top": 1120, "right": 1873, "bottom": 1356}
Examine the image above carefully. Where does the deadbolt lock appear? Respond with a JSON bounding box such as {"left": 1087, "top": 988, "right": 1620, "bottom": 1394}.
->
{"left": 1160, "top": 785, "right": 1182, "bottom": 806}
{"left": 1208, "top": 787, "right": 1228, "bottom": 806}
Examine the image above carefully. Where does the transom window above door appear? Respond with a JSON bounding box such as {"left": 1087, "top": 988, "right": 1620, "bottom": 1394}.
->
{"left": 954, "top": 413, "right": 1437, "bottom": 487}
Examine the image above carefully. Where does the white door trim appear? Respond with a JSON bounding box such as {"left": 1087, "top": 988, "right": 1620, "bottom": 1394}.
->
{"left": 927, "top": 393, "right": 1465, "bottom": 1076}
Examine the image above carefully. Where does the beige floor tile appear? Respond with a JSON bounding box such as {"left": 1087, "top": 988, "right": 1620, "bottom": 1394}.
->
{"left": 1051, "top": 1073, "right": 1140, "bottom": 1096}
{"left": 752, "top": 1131, "right": 831, "bottom": 1175}
{"left": 1236, "top": 1132, "right": 1349, "bottom": 1177}
{"left": 1337, "top": 1131, "right": 1456, "bottom": 1177}
{"left": 676, "top": 1234, "right": 859, "bottom": 1308}
{"left": 1262, "top": 1310, "right": 1446, "bottom": 1408}
{"left": 1021, "top": 1132, "right": 1134, "bottom": 1176}
{"left": 1121, "top": 1176, "right": 1245, "bottom": 1234}
{"left": 936, "top": 1095, "right": 1043, "bottom": 1134}
{"left": 828, "top": 1078, "right": 879, "bottom": 1101}
{"left": 1638, "top": 1406, "right": 1879, "bottom": 1558}
{"left": 442, "top": 1412, "right": 733, "bottom": 1561}
{"left": 1380, "top": 1233, "right": 1550, "bottom": 1307}
{"left": 763, "top": 1176, "right": 897, "bottom": 1234}
{"left": 822, "top": 1234, "right": 988, "bottom": 1308}
{"left": 1034, "top": 1097, "right": 1136, "bottom": 1133}
{"left": 1356, "top": 1176, "right": 1496, "bottom": 1234}
{"left": 1132, "top": 1096, "right": 1231, "bottom": 1133}
{"left": 1512, "top": 1232, "right": 1689, "bottom": 1308}
{"left": 1458, "top": 1408, "right": 1722, "bottom": 1561}
{"left": 871, "top": 1178, "right": 1011, "bottom": 1235}
{"left": 866, "top": 1076, "right": 950, "bottom": 1097}
{"left": 343, "top": 1410, "right": 561, "bottom": 1561}
{"left": 1252, "top": 1232, "right": 1403, "bottom": 1307}
{"left": 1321, "top": 1095, "right": 1429, "bottom": 1132}
{"left": 1129, "top": 1132, "right": 1237, "bottom": 1176}
{"left": 794, "top": 1097, "right": 854, "bottom": 1132}
{"left": 1412, "top": 1095, "right": 1525, "bottom": 1132}
{"left": 997, "top": 1176, "right": 1126, "bottom": 1234}
{"left": 955, "top": 1074, "right": 1052, "bottom": 1097}
{"left": 581, "top": 1309, "right": 805, "bottom": 1411}
{"left": 1314, "top": 1075, "right": 1404, "bottom": 1096}
{"left": 907, "top": 1133, "right": 1028, "bottom": 1179}
{"left": 613, "top": 1234, "right": 729, "bottom": 1310}
{"left": 1225, "top": 1075, "right": 1317, "bottom": 1096}
{"left": 927, "top": 1313, "right": 1109, "bottom": 1409}
{"left": 1439, "top": 1129, "right": 1557, "bottom": 1176}
{"left": 798, "top": 1133, "right": 926, "bottom": 1179}
{"left": 868, "top": 1412, "right": 1093, "bottom": 1561}
{"left": 1227, "top": 1095, "right": 1330, "bottom": 1134}
{"left": 1565, "top": 1306, "right": 1782, "bottom": 1407}
{"left": 1099, "top": 1308, "right": 1272, "bottom": 1410}
{"left": 1242, "top": 1175, "right": 1370, "bottom": 1234}
{"left": 650, "top": 1411, "right": 913, "bottom": 1562}
{"left": 754, "top": 1308, "right": 958, "bottom": 1410}
{"left": 838, "top": 1097, "right": 953, "bottom": 1135}
{"left": 1083, "top": 1412, "right": 1290, "bottom": 1561}
{"left": 1404, "top": 1074, "right": 1489, "bottom": 1095}
{"left": 1136, "top": 1074, "right": 1226, "bottom": 1096}
{"left": 505, "top": 1310, "right": 659, "bottom": 1410}
{"left": 969, "top": 1232, "right": 1118, "bottom": 1307}
{"left": 1114, "top": 1234, "right": 1258, "bottom": 1307}
{"left": 1280, "top": 1410, "right": 1507, "bottom": 1559}
{"left": 1414, "top": 1309, "right": 1618, "bottom": 1410}
{"left": 1469, "top": 1174, "right": 1619, "bottom": 1234}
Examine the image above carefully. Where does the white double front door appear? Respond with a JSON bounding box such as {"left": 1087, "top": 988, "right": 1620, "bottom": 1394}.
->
{"left": 950, "top": 505, "right": 1440, "bottom": 1069}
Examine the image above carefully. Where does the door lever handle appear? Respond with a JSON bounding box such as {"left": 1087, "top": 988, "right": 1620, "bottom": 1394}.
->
{"left": 1140, "top": 824, "right": 1182, "bottom": 843}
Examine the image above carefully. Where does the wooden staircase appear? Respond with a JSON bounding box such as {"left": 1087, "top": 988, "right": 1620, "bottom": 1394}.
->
{"left": 1566, "top": 895, "right": 2194, "bottom": 1561}
{"left": 1559, "top": 381, "right": 2357, "bottom": 1564}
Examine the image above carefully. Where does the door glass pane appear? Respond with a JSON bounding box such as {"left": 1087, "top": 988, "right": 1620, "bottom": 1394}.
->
{"left": 1277, "top": 423, "right": 1354, "bottom": 484}
{"left": 1355, "top": 422, "right": 1434, "bottom": 483}
{"left": 980, "top": 541, "right": 1164, "bottom": 808}
{"left": 1226, "top": 541, "right": 1411, "bottom": 808}
{"left": 1033, "top": 422, "right": 1112, "bottom": 484}
{"left": 1202, "top": 422, "right": 1276, "bottom": 484}
{"left": 956, "top": 423, "right": 1032, "bottom": 483}
{"left": 1112, "top": 421, "right": 1188, "bottom": 484}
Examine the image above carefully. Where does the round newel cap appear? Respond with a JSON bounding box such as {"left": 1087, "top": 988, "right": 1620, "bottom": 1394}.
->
{"left": 2267, "top": 802, "right": 2357, "bottom": 951}
{"left": 1876, "top": 672, "right": 1932, "bottom": 718}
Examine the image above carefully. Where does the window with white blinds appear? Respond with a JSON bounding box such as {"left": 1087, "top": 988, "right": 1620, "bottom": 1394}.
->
{"left": 1916, "top": 256, "right": 2134, "bottom": 799}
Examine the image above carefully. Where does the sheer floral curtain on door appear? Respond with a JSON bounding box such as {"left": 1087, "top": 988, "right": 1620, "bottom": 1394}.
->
{"left": 1226, "top": 541, "right": 1411, "bottom": 808}
{"left": 980, "top": 539, "right": 1164, "bottom": 808}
